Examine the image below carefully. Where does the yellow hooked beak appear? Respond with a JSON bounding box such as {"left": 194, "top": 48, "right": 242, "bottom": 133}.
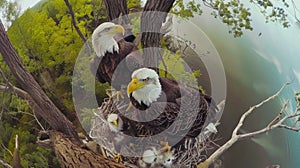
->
{"left": 113, "top": 120, "right": 118, "bottom": 127}
{"left": 110, "top": 24, "right": 125, "bottom": 35}
{"left": 127, "top": 78, "right": 146, "bottom": 97}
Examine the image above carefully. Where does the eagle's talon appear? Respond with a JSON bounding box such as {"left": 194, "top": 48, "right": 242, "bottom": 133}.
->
{"left": 160, "top": 141, "right": 171, "bottom": 153}
{"left": 114, "top": 153, "right": 123, "bottom": 163}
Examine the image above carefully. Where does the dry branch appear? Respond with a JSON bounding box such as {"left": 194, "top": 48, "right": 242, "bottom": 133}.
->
{"left": 198, "top": 83, "right": 300, "bottom": 168}
{"left": 0, "top": 158, "right": 12, "bottom": 168}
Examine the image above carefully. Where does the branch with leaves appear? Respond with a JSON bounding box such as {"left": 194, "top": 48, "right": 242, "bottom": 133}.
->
{"left": 198, "top": 82, "right": 300, "bottom": 168}
{"left": 63, "top": 0, "right": 92, "bottom": 56}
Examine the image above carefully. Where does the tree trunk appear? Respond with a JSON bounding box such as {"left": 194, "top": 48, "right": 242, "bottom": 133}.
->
{"left": 37, "top": 131, "right": 125, "bottom": 168}
{"left": 0, "top": 20, "right": 79, "bottom": 141}
{"left": 103, "top": 0, "right": 133, "bottom": 39}
{"left": 141, "top": 0, "right": 175, "bottom": 70}
{"left": 103, "top": 0, "right": 128, "bottom": 22}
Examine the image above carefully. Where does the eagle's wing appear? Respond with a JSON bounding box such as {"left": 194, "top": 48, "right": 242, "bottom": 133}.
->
{"left": 142, "top": 93, "right": 210, "bottom": 139}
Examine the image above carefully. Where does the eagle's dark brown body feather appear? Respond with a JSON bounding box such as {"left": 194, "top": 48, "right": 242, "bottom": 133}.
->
{"left": 123, "top": 78, "right": 216, "bottom": 149}
{"left": 90, "top": 39, "right": 142, "bottom": 90}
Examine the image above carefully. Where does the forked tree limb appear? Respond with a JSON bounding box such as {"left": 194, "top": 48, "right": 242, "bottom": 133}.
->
{"left": 232, "top": 83, "right": 289, "bottom": 136}
{"left": 198, "top": 83, "right": 300, "bottom": 168}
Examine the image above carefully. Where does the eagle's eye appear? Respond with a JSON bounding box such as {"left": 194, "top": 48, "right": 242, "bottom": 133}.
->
{"left": 141, "top": 77, "right": 150, "bottom": 82}
{"left": 105, "top": 27, "right": 112, "bottom": 31}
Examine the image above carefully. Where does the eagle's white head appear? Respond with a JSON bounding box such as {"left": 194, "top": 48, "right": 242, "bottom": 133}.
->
{"left": 127, "top": 68, "right": 162, "bottom": 106}
{"left": 92, "top": 22, "right": 125, "bottom": 57}
{"left": 107, "top": 114, "right": 123, "bottom": 133}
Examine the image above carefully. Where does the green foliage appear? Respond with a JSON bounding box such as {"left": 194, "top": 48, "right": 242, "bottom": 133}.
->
{"left": 129, "top": 15, "right": 141, "bottom": 38}
{"left": 0, "top": 0, "right": 20, "bottom": 25}
{"left": 127, "top": 0, "right": 142, "bottom": 9}
{"left": 0, "top": 106, "right": 58, "bottom": 167}
{"left": 209, "top": 0, "right": 253, "bottom": 37}
{"left": 252, "top": 0, "right": 290, "bottom": 27}
{"left": 8, "top": 127, "right": 59, "bottom": 167}
{"left": 0, "top": 0, "right": 5, "bottom": 7}
{"left": 206, "top": 0, "right": 290, "bottom": 37}
{"left": 6, "top": 0, "right": 107, "bottom": 112}
{"left": 296, "top": 92, "right": 300, "bottom": 110}
{"left": 170, "top": 0, "right": 291, "bottom": 37}
{"left": 1, "top": 0, "right": 109, "bottom": 166}
{"left": 171, "top": 0, "right": 202, "bottom": 18}
{"left": 159, "top": 50, "right": 200, "bottom": 87}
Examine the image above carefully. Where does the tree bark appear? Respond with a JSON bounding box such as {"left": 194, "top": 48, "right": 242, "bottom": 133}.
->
{"left": 103, "top": 0, "right": 134, "bottom": 40}
{"left": 103, "top": 0, "right": 129, "bottom": 24}
{"left": 141, "top": 0, "right": 175, "bottom": 70}
{"left": 0, "top": 20, "right": 79, "bottom": 141}
{"left": 37, "top": 131, "right": 125, "bottom": 168}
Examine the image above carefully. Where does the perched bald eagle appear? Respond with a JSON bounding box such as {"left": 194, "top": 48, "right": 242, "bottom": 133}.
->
{"left": 90, "top": 22, "right": 143, "bottom": 99}
{"left": 127, "top": 68, "right": 216, "bottom": 144}
{"left": 127, "top": 68, "right": 214, "bottom": 111}
{"left": 106, "top": 68, "right": 216, "bottom": 156}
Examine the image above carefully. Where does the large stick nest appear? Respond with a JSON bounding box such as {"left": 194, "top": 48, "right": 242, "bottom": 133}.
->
{"left": 89, "top": 91, "right": 219, "bottom": 168}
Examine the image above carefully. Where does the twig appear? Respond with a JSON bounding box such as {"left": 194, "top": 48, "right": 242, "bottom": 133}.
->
{"left": 33, "top": 110, "right": 46, "bottom": 131}
{"left": 0, "top": 85, "right": 45, "bottom": 131}
{"left": 0, "top": 158, "right": 12, "bottom": 168}
{"left": 232, "top": 82, "right": 289, "bottom": 136}
{"left": 267, "top": 100, "right": 289, "bottom": 127}
{"left": 1, "top": 143, "right": 13, "bottom": 157}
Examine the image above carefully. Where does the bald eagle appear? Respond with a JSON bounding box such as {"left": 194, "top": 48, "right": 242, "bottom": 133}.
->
{"left": 127, "top": 68, "right": 214, "bottom": 111}
{"left": 127, "top": 68, "right": 216, "bottom": 145}
{"left": 90, "top": 22, "right": 143, "bottom": 99}
{"left": 106, "top": 68, "right": 215, "bottom": 155}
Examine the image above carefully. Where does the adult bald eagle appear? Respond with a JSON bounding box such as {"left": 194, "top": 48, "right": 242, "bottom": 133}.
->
{"left": 127, "top": 68, "right": 214, "bottom": 111}
{"left": 90, "top": 22, "right": 143, "bottom": 99}
{"left": 127, "top": 68, "right": 216, "bottom": 146}
{"left": 107, "top": 68, "right": 216, "bottom": 155}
